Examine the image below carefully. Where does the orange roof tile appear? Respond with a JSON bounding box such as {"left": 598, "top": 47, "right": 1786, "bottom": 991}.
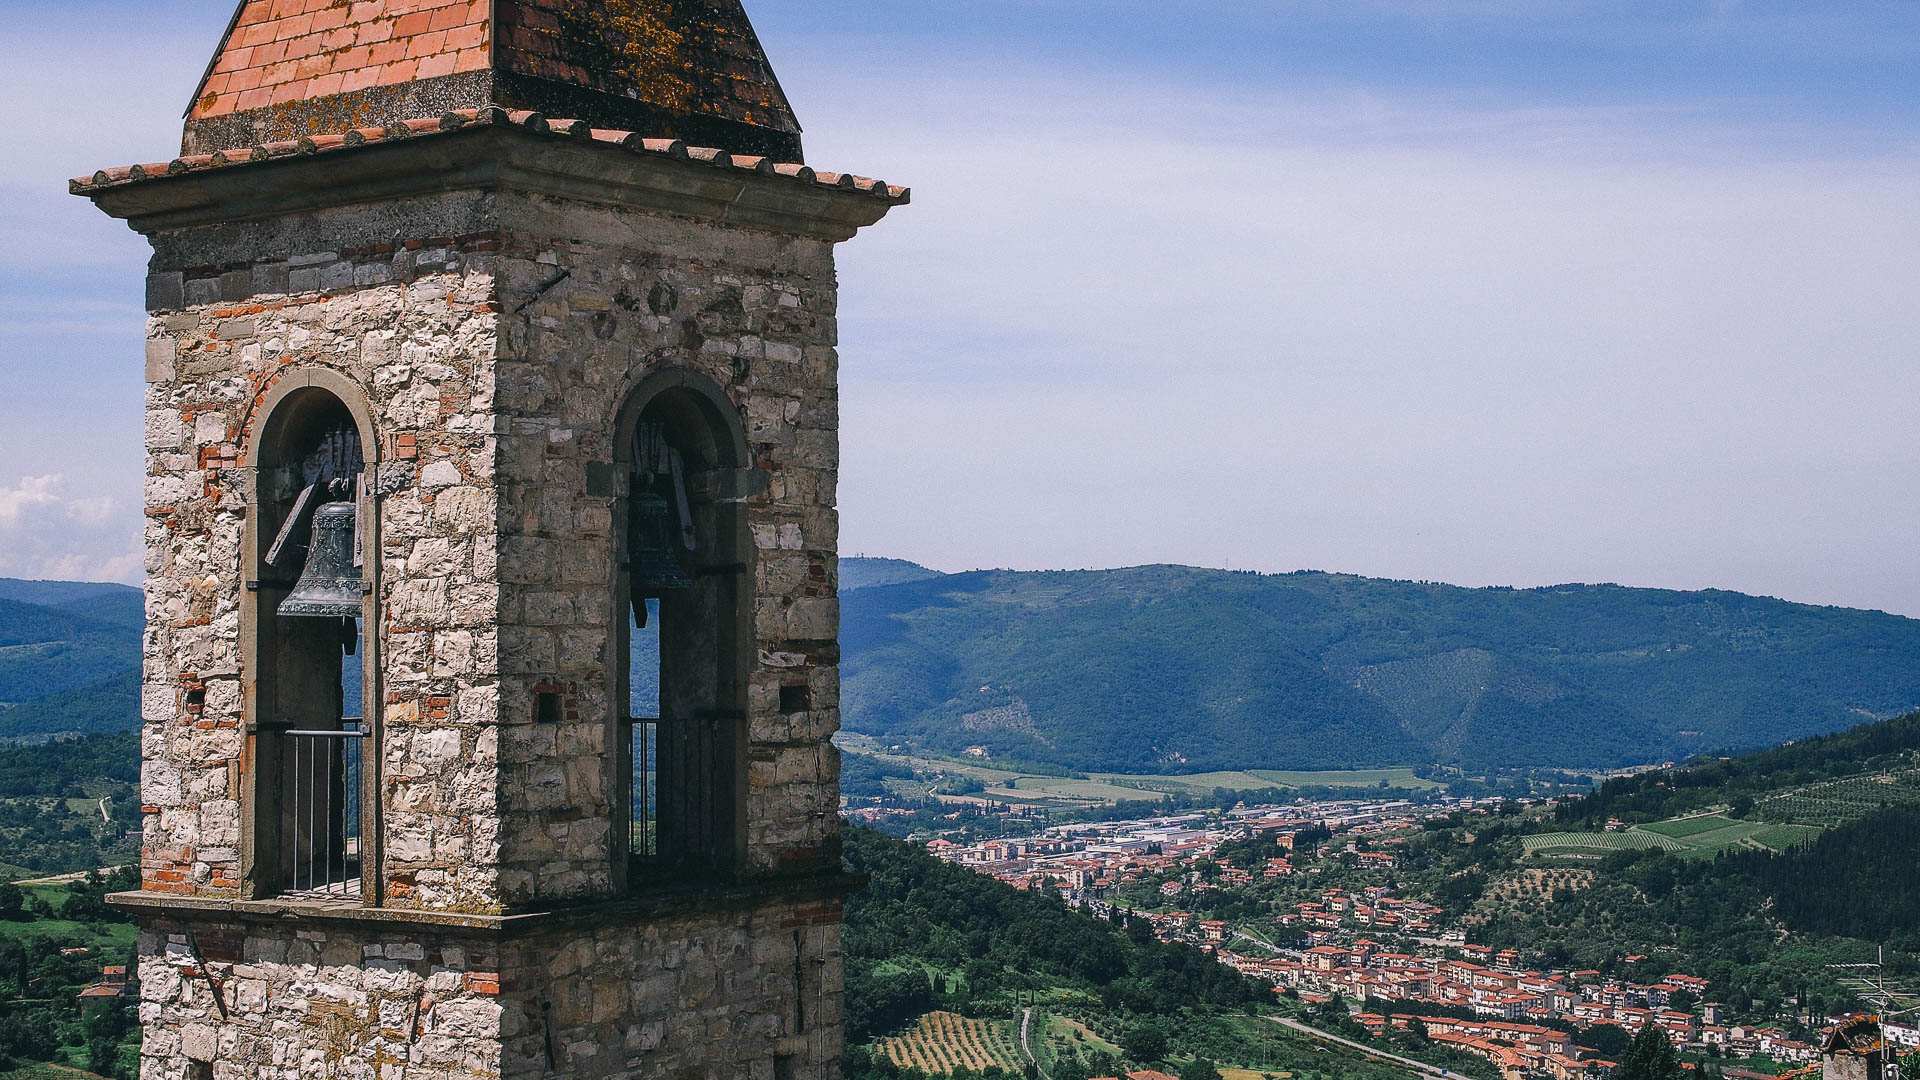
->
{"left": 73, "top": 107, "right": 905, "bottom": 204}
{"left": 182, "top": 0, "right": 802, "bottom": 159}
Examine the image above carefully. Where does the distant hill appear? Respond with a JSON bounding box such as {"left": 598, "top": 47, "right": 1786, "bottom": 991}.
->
{"left": 839, "top": 562, "right": 1920, "bottom": 772}
{"left": 0, "top": 579, "right": 143, "bottom": 737}
{"left": 0, "top": 579, "right": 143, "bottom": 625}
{"left": 0, "top": 669, "right": 142, "bottom": 741}
{"left": 19, "top": 563, "right": 1920, "bottom": 773}
{"left": 842, "top": 557, "right": 943, "bottom": 591}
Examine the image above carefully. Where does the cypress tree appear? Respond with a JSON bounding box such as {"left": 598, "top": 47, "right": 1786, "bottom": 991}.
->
{"left": 1615, "top": 1023, "right": 1681, "bottom": 1080}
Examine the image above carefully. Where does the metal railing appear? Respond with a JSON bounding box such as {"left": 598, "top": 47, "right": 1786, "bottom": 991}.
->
{"left": 630, "top": 717, "right": 659, "bottom": 858}
{"left": 282, "top": 723, "right": 364, "bottom": 898}
{"left": 626, "top": 715, "right": 720, "bottom": 872}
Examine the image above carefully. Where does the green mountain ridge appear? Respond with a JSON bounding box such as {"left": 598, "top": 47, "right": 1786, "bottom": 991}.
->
{"left": 0, "top": 579, "right": 144, "bottom": 623}
{"left": 841, "top": 557, "right": 945, "bottom": 592}
{"left": 0, "top": 670, "right": 142, "bottom": 742}
{"left": 0, "top": 582, "right": 143, "bottom": 715}
{"left": 840, "top": 560, "right": 1920, "bottom": 772}
{"left": 15, "top": 566, "right": 1920, "bottom": 776}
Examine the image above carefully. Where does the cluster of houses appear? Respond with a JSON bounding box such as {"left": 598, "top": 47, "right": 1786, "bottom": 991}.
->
{"left": 1282, "top": 887, "right": 1443, "bottom": 935}
{"left": 76, "top": 964, "right": 130, "bottom": 1002}
{"left": 918, "top": 797, "right": 1920, "bottom": 1080}
{"left": 1213, "top": 913, "right": 1828, "bottom": 1073}
{"left": 917, "top": 799, "right": 1870, "bottom": 1079}
{"left": 923, "top": 801, "right": 1451, "bottom": 898}
{"left": 1230, "top": 941, "right": 1821, "bottom": 1073}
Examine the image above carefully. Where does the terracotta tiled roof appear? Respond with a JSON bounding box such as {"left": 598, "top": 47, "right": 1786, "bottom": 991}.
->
{"left": 181, "top": 0, "right": 803, "bottom": 159}
{"left": 191, "top": 0, "right": 492, "bottom": 121}
{"left": 73, "top": 107, "right": 906, "bottom": 204}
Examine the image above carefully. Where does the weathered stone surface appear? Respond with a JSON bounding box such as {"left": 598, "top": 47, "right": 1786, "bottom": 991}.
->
{"left": 125, "top": 151, "right": 868, "bottom": 1080}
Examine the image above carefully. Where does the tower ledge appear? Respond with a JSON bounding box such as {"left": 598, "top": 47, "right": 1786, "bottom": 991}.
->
{"left": 76, "top": 107, "right": 905, "bottom": 241}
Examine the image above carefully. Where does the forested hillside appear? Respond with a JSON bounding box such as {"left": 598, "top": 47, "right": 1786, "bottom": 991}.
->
{"left": 0, "top": 580, "right": 142, "bottom": 742}
{"left": 840, "top": 561, "right": 1920, "bottom": 772}
{"left": 839, "top": 827, "right": 1459, "bottom": 1080}
{"left": 1455, "top": 712, "right": 1920, "bottom": 1015}
{"left": 1559, "top": 710, "right": 1920, "bottom": 825}
{"left": 0, "top": 733, "right": 141, "bottom": 878}
{"left": 19, "top": 564, "right": 1920, "bottom": 776}
{"left": 842, "top": 825, "right": 1266, "bottom": 1041}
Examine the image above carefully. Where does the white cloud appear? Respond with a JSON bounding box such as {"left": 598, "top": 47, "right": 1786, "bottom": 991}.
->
{"left": 64, "top": 495, "right": 118, "bottom": 528}
{"left": 4, "top": 9, "right": 1919, "bottom": 619}
{"left": 0, "top": 474, "right": 60, "bottom": 526}
{"left": 0, "top": 475, "right": 140, "bottom": 584}
{"left": 797, "top": 63, "right": 1920, "bottom": 615}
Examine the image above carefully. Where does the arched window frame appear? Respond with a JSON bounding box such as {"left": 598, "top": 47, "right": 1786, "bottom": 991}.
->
{"left": 240, "top": 368, "right": 383, "bottom": 904}
{"left": 608, "top": 368, "right": 758, "bottom": 893}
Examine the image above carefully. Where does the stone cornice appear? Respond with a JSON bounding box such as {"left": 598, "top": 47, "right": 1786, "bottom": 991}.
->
{"left": 77, "top": 110, "right": 906, "bottom": 243}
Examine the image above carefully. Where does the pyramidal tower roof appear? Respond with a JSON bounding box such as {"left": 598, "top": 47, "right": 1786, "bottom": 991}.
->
{"left": 183, "top": 0, "right": 803, "bottom": 160}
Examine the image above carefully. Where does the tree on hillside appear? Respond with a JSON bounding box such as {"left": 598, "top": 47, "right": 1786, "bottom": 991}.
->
{"left": 0, "top": 881, "right": 25, "bottom": 921}
{"left": 1123, "top": 1019, "right": 1170, "bottom": 1064}
{"left": 1177, "top": 1057, "right": 1220, "bottom": 1080}
{"left": 1614, "top": 1023, "right": 1681, "bottom": 1080}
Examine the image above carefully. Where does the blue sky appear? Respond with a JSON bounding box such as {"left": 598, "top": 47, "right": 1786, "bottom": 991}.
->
{"left": 4, "top": 1, "right": 1920, "bottom": 613}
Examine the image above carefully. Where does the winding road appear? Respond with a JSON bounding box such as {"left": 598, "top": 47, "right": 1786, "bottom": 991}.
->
{"left": 1020, "top": 1008, "right": 1041, "bottom": 1075}
{"left": 1262, "top": 1015, "right": 1450, "bottom": 1077}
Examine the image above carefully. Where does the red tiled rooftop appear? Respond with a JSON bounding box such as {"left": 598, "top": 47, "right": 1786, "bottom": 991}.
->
{"left": 181, "top": 0, "right": 802, "bottom": 157}
{"left": 193, "top": 0, "right": 492, "bottom": 120}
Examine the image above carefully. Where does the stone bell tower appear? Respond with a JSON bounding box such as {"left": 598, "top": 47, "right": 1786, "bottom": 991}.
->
{"left": 75, "top": 3, "right": 905, "bottom": 1079}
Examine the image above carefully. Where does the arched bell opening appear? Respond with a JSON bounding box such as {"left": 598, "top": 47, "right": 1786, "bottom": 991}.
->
{"left": 611, "top": 370, "right": 754, "bottom": 891}
{"left": 243, "top": 376, "right": 379, "bottom": 903}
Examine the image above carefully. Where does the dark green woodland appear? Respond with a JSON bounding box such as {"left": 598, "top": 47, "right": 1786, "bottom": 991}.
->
{"left": 840, "top": 561, "right": 1920, "bottom": 772}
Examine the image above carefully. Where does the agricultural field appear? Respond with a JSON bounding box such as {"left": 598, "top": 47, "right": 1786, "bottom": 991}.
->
{"left": 0, "top": 884, "right": 138, "bottom": 949}
{"left": 1523, "top": 830, "right": 1683, "bottom": 857}
{"left": 1757, "top": 766, "right": 1920, "bottom": 828}
{"left": 1526, "top": 815, "right": 1821, "bottom": 861}
{"left": 989, "top": 776, "right": 1174, "bottom": 805}
{"left": 1526, "top": 759, "right": 1920, "bottom": 865}
{"left": 1639, "top": 814, "right": 1741, "bottom": 839}
{"left": 1483, "top": 867, "right": 1596, "bottom": 902}
{"left": 1030, "top": 1011, "right": 1125, "bottom": 1080}
{"left": 838, "top": 737, "right": 1441, "bottom": 808}
{"left": 1091, "top": 768, "right": 1441, "bottom": 796}
{"left": 877, "top": 1012, "right": 1024, "bottom": 1074}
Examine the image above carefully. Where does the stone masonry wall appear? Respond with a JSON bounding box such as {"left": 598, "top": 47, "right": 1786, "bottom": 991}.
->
{"left": 136, "top": 895, "right": 843, "bottom": 1080}
{"left": 141, "top": 188, "right": 846, "bottom": 912}
{"left": 135, "top": 915, "right": 505, "bottom": 1080}
{"left": 498, "top": 899, "right": 845, "bottom": 1080}
{"left": 484, "top": 193, "right": 845, "bottom": 905}
{"left": 141, "top": 191, "right": 507, "bottom": 911}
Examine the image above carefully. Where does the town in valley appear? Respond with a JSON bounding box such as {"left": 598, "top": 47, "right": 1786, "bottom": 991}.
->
{"left": 850, "top": 779, "right": 1919, "bottom": 1080}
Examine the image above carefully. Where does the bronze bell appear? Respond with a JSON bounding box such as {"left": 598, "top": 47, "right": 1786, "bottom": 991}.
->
{"left": 280, "top": 501, "right": 365, "bottom": 618}
{"left": 628, "top": 492, "right": 692, "bottom": 627}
